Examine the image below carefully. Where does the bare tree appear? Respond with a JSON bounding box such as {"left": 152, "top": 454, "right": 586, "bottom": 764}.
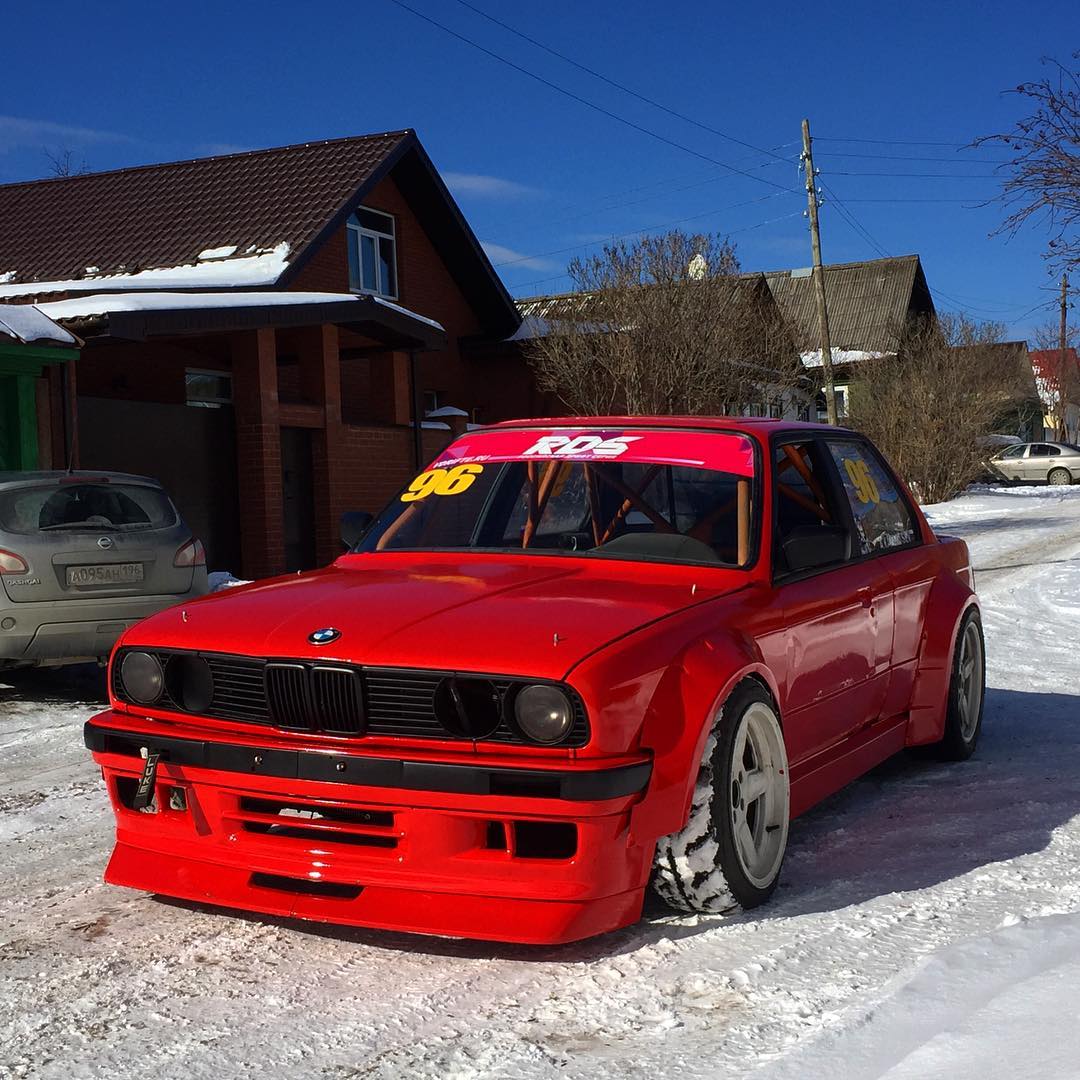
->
{"left": 1032, "top": 318, "right": 1080, "bottom": 440}
{"left": 525, "top": 230, "right": 801, "bottom": 416}
{"left": 976, "top": 54, "right": 1080, "bottom": 269}
{"left": 43, "top": 146, "right": 88, "bottom": 177}
{"left": 847, "top": 315, "right": 1032, "bottom": 503}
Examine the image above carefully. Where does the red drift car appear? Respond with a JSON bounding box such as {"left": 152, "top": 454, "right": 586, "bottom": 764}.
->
{"left": 84, "top": 418, "right": 984, "bottom": 944}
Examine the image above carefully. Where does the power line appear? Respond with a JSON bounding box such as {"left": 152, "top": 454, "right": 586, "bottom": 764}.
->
{"left": 488, "top": 191, "right": 790, "bottom": 267}
{"left": 817, "top": 150, "right": 1010, "bottom": 164}
{"left": 817, "top": 136, "right": 987, "bottom": 148}
{"left": 451, "top": 0, "right": 792, "bottom": 164}
{"left": 839, "top": 197, "right": 996, "bottom": 203}
{"left": 830, "top": 170, "right": 1002, "bottom": 179}
{"left": 383, "top": 0, "right": 803, "bottom": 195}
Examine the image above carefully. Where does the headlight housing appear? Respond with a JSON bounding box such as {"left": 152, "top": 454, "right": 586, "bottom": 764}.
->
{"left": 165, "top": 654, "right": 214, "bottom": 713}
{"left": 120, "top": 651, "right": 164, "bottom": 705}
{"left": 512, "top": 684, "right": 574, "bottom": 745}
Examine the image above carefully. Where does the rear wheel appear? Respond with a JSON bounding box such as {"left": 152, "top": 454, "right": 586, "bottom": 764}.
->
{"left": 652, "top": 681, "right": 789, "bottom": 914}
{"left": 1048, "top": 467, "right": 1072, "bottom": 486}
{"left": 936, "top": 608, "right": 985, "bottom": 760}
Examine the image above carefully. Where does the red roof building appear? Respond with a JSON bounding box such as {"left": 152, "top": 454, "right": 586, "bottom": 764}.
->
{"left": 0, "top": 132, "right": 527, "bottom": 577}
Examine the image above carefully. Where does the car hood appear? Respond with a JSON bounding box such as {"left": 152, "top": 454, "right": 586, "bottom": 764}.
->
{"left": 121, "top": 552, "right": 748, "bottom": 680}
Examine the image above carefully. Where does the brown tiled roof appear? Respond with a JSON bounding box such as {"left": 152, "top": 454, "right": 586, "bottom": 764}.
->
{"left": 0, "top": 131, "right": 411, "bottom": 289}
{"left": 762, "top": 254, "right": 935, "bottom": 352}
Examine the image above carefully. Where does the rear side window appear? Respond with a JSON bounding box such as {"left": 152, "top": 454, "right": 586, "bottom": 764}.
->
{"left": 826, "top": 441, "right": 917, "bottom": 554}
{"left": 0, "top": 483, "right": 177, "bottom": 534}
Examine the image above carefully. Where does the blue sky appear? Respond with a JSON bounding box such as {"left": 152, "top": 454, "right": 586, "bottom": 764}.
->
{"left": 2, "top": 0, "right": 1075, "bottom": 338}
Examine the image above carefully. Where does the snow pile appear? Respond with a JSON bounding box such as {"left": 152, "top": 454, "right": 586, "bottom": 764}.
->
{"left": 0, "top": 242, "right": 291, "bottom": 299}
{"left": 0, "top": 304, "right": 77, "bottom": 345}
{"left": 207, "top": 570, "right": 251, "bottom": 592}
{"left": 800, "top": 347, "right": 888, "bottom": 368}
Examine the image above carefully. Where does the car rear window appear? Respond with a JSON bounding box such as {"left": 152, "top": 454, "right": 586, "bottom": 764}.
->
{"left": 0, "top": 482, "right": 177, "bottom": 534}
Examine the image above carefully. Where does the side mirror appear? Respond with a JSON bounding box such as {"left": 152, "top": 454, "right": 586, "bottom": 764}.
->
{"left": 340, "top": 510, "right": 373, "bottom": 550}
{"left": 781, "top": 525, "right": 850, "bottom": 572}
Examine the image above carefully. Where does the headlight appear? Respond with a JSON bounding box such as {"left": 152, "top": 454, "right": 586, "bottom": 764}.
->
{"left": 120, "top": 651, "right": 164, "bottom": 705}
{"left": 165, "top": 654, "right": 214, "bottom": 713}
{"left": 513, "top": 684, "right": 574, "bottom": 744}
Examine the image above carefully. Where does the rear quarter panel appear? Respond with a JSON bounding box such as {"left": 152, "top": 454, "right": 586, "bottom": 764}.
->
{"left": 905, "top": 533, "right": 979, "bottom": 745}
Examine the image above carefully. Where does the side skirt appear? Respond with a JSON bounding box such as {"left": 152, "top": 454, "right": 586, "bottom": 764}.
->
{"left": 788, "top": 715, "right": 908, "bottom": 819}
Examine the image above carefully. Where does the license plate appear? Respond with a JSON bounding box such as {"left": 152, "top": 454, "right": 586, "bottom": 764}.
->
{"left": 67, "top": 562, "right": 144, "bottom": 586}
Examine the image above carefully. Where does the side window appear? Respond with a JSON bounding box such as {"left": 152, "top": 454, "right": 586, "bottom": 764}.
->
{"left": 772, "top": 441, "right": 849, "bottom": 574}
{"left": 1047, "top": 445, "right": 1061, "bottom": 456}
{"left": 826, "top": 440, "right": 918, "bottom": 555}
{"left": 1030, "top": 444, "right": 1050, "bottom": 457}
{"left": 998, "top": 445, "right": 1027, "bottom": 459}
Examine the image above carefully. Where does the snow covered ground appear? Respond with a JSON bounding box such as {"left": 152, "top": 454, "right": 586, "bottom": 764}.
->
{"left": 1, "top": 484, "right": 1078, "bottom": 1079}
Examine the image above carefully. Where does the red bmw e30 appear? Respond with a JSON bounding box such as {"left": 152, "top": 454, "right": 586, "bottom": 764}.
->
{"left": 84, "top": 417, "right": 984, "bottom": 944}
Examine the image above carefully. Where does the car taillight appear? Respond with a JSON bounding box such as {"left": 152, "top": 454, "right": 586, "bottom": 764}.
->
{"left": 0, "top": 549, "right": 29, "bottom": 574}
{"left": 173, "top": 539, "right": 206, "bottom": 568}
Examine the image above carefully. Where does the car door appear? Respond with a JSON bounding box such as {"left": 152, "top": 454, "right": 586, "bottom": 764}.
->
{"left": 1023, "top": 443, "right": 1051, "bottom": 481}
{"left": 769, "top": 437, "right": 891, "bottom": 765}
{"left": 823, "top": 437, "right": 927, "bottom": 719}
{"left": 993, "top": 444, "right": 1028, "bottom": 481}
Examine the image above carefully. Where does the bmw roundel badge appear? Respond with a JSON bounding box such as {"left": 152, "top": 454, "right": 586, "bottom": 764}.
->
{"left": 308, "top": 627, "right": 341, "bottom": 646}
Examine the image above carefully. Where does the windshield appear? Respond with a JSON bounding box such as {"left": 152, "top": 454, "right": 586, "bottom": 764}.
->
{"left": 358, "top": 427, "right": 758, "bottom": 567}
{"left": 0, "top": 481, "right": 177, "bottom": 534}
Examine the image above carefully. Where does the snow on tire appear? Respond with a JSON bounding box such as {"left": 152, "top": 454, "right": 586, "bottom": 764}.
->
{"left": 652, "top": 680, "right": 790, "bottom": 914}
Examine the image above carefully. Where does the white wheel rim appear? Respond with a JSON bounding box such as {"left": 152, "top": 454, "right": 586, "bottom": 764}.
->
{"left": 956, "top": 620, "right": 983, "bottom": 741}
{"left": 729, "top": 702, "right": 790, "bottom": 888}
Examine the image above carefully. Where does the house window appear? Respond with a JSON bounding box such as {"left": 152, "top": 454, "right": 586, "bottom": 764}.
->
{"left": 422, "top": 390, "right": 442, "bottom": 416}
{"left": 347, "top": 207, "right": 397, "bottom": 298}
{"left": 185, "top": 368, "right": 232, "bottom": 408}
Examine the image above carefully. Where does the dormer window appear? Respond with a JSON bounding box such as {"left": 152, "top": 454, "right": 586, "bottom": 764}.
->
{"left": 347, "top": 207, "right": 397, "bottom": 298}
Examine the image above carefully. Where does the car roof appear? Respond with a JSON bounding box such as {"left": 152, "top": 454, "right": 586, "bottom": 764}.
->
{"left": 0, "top": 469, "right": 162, "bottom": 489}
{"left": 486, "top": 415, "right": 835, "bottom": 436}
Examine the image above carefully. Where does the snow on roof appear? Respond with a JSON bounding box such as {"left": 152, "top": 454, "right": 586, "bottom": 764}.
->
{"left": 0, "top": 304, "right": 78, "bottom": 346}
{"left": 33, "top": 289, "right": 445, "bottom": 332}
{"left": 425, "top": 405, "right": 469, "bottom": 418}
{"left": 0, "top": 243, "right": 291, "bottom": 300}
{"left": 800, "top": 347, "right": 888, "bottom": 369}
{"left": 371, "top": 295, "right": 445, "bottom": 332}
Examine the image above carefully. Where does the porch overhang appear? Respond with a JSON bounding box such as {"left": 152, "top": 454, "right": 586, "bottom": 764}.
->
{"left": 34, "top": 290, "right": 446, "bottom": 351}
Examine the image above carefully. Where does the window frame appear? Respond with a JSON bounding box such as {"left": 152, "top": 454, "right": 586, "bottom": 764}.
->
{"left": 821, "top": 433, "right": 922, "bottom": 562}
{"left": 769, "top": 434, "right": 855, "bottom": 582}
{"left": 769, "top": 430, "right": 923, "bottom": 584}
{"left": 184, "top": 367, "right": 233, "bottom": 408}
{"left": 346, "top": 206, "right": 398, "bottom": 299}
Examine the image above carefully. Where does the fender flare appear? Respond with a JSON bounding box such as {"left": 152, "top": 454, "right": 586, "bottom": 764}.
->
{"left": 628, "top": 636, "right": 780, "bottom": 843}
{"left": 906, "top": 572, "right": 980, "bottom": 746}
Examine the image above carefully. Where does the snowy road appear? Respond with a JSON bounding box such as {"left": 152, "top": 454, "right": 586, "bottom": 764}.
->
{"left": 2, "top": 485, "right": 1079, "bottom": 1079}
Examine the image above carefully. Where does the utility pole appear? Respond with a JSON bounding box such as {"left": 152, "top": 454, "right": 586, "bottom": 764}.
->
{"left": 1058, "top": 272, "right": 1070, "bottom": 441}
{"left": 801, "top": 118, "right": 838, "bottom": 426}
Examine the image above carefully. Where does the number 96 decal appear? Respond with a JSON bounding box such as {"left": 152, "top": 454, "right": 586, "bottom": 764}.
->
{"left": 401, "top": 464, "right": 484, "bottom": 502}
{"left": 843, "top": 456, "right": 880, "bottom": 504}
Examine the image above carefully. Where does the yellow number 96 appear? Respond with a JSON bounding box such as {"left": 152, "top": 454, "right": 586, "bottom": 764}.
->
{"left": 401, "top": 464, "right": 484, "bottom": 503}
{"left": 844, "top": 457, "right": 880, "bottom": 505}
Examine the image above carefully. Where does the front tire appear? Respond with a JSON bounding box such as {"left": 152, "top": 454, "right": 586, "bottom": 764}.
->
{"left": 652, "top": 681, "right": 790, "bottom": 914}
{"left": 936, "top": 608, "right": 985, "bottom": 760}
{"left": 1048, "top": 467, "right": 1072, "bottom": 486}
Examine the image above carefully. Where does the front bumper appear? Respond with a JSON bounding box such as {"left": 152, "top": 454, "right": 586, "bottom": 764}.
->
{"left": 85, "top": 712, "right": 655, "bottom": 944}
{"left": 0, "top": 589, "right": 204, "bottom": 664}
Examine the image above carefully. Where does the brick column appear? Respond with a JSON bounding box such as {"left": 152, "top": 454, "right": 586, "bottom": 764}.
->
{"left": 368, "top": 350, "right": 412, "bottom": 426}
{"left": 231, "top": 327, "right": 283, "bottom": 579}
{"left": 298, "top": 324, "right": 347, "bottom": 566}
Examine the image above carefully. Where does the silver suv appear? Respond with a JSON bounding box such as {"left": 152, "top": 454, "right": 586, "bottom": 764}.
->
{"left": 0, "top": 471, "right": 208, "bottom": 668}
{"left": 989, "top": 442, "right": 1080, "bottom": 486}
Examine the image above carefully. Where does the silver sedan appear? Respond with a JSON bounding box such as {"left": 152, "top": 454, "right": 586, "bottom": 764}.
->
{"left": 989, "top": 442, "right": 1080, "bottom": 486}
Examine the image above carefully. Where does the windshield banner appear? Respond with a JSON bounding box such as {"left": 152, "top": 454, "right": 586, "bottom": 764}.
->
{"left": 428, "top": 428, "right": 755, "bottom": 476}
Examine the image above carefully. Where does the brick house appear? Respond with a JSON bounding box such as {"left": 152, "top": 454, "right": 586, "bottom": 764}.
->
{"left": 0, "top": 131, "right": 522, "bottom": 578}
